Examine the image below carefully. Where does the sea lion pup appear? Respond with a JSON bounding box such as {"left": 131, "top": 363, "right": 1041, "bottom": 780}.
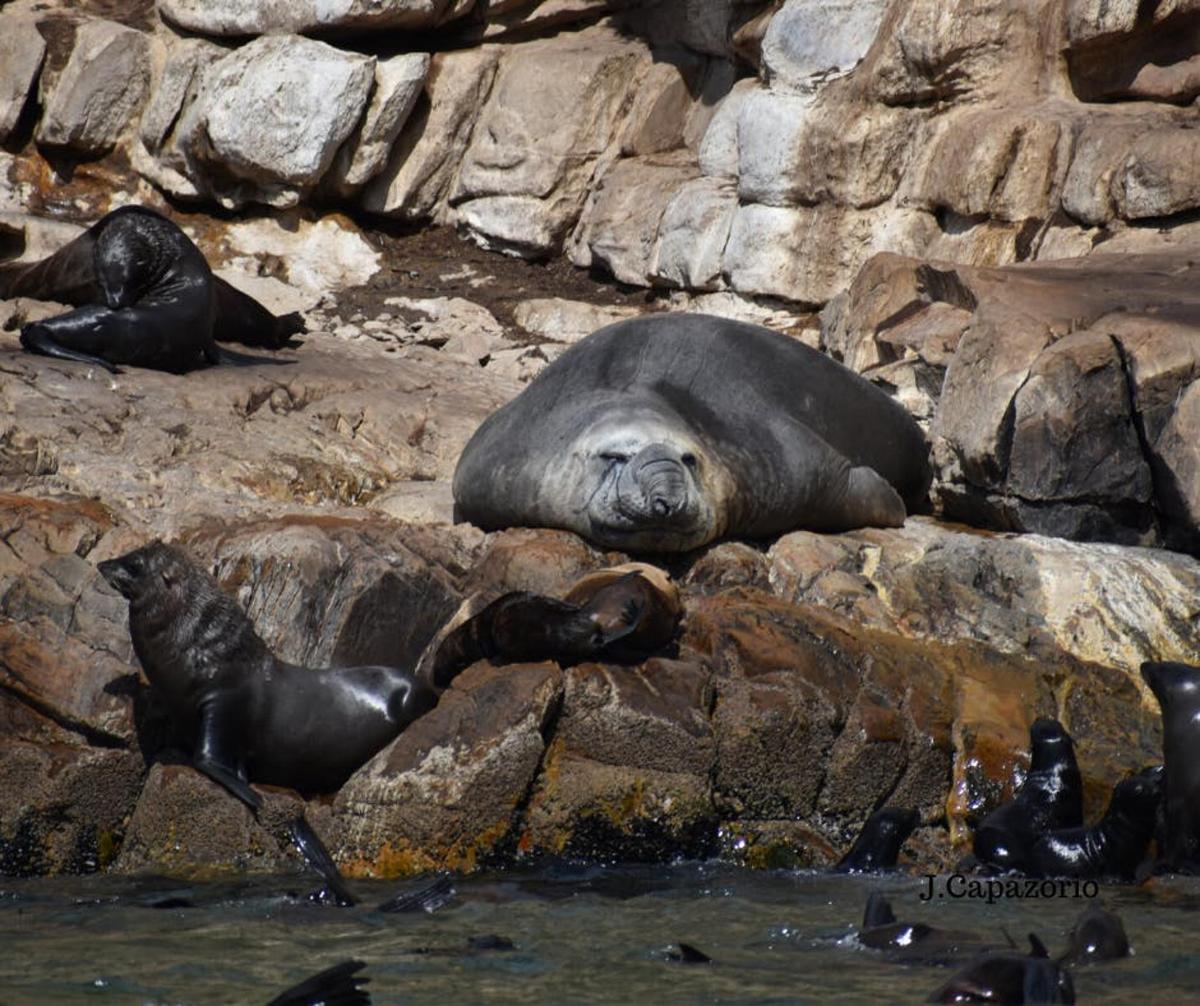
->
{"left": 926, "top": 934, "right": 1076, "bottom": 1004}
{"left": 1027, "top": 766, "right": 1162, "bottom": 880}
{"left": 425, "top": 563, "right": 681, "bottom": 689}
{"left": 452, "top": 314, "right": 932, "bottom": 553}
{"left": 1141, "top": 661, "right": 1200, "bottom": 872}
{"left": 972, "top": 718, "right": 1083, "bottom": 874}
{"left": 266, "top": 959, "right": 369, "bottom": 1006}
{"left": 835, "top": 806, "right": 920, "bottom": 873}
{"left": 1061, "top": 903, "right": 1130, "bottom": 965}
{"left": 1, "top": 205, "right": 302, "bottom": 373}
{"left": 97, "top": 541, "right": 441, "bottom": 905}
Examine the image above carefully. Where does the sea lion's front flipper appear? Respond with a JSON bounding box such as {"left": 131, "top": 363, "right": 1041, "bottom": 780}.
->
{"left": 193, "top": 696, "right": 261, "bottom": 812}
{"left": 265, "top": 958, "right": 369, "bottom": 1006}
{"left": 842, "top": 465, "right": 907, "bottom": 529}
{"left": 289, "top": 816, "right": 357, "bottom": 907}
{"left": 19, "top": 319, "right": 121, "bottom": 374}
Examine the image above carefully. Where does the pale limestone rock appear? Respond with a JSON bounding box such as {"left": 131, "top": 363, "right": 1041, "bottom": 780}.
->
{"left": 1066, "top": 0, "right": 1200, "bottom": 44}
{"left": 697, "top": 77, "right": 757, "bottom": 178}
{"left": 452, "top": 33, "right": 646, "bottom": 254}
{"left": 569, "top": 153, "right": 700, "bottom": 286}
{"left": 485, "top": 342, "right": 568, "bottom": 382}
{"left": 176, "top": 35, "right": 375, "bottom": 208}
{"left": 761, "top": 0, "right": 887, "bottom": 93}
{"left": 682, "top": 58, "right": 739, "bottom": 152}
{"left": 361, "top": 48, "right": 502, "bottom": 221}
{"left": 735, "top": 88, "right": 815, "bottom": 206}
{"left": 480, "top": 0, "right": 611, "bottom": 40}
{"left": 330, "top": 53, "right": 431, "bottom": 194}
{"left": 0, "top": 16, "right": 45, "bottom": 142}
{"left": 619, "top": 58, "right": 700, "bottom": 156}
{"left": 1113, "top": 125, "right": 1200, "bottom": 220}
{"left": 158, "top": 0, "right": 473, "bottom": 35}
{"left": 652, "top": 175, "right": 737, "bottom": 290}
{"left": 37, "top": 21, "right": 150, "bottom": 155}
{"left": 512, "top": 298, "right": 643, "bottom": 342}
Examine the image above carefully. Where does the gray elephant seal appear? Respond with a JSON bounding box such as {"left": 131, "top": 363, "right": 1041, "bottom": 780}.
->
{"left": 452, "top": 314, "right": 932, "bottom": 552}
{"left": 2, "top": 205, "right": 302, "bottom": 373}
{"left": 98, "top": 541, "right": 437, "bottom": 797}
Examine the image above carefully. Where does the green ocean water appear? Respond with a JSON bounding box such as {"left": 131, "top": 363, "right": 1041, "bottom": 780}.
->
{"left": 1, "top": 865, "right": 1197, "bottom": 1004}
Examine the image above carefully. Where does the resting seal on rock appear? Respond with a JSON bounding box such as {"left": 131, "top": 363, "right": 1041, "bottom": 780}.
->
{"left": 972, "top": 718, "right": 1083, "bottom": 874}
{"left": 452, "top": 314, "right": 932, "bottom": 552}
{"left": 1, "top": 205, "right": 302, "bottom": 373}
{"left": 1141, "top": 661, "right": 1200, "bottom": 871}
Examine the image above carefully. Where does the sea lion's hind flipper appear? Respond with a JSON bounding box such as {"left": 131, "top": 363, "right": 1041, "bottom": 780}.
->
{"left": 265, "top": 958, "right": 370, "bottom": 1006}
{"left": 19, "top": 321, "right": 121, "bottom": 373}
{"left": 377, "top": 872, "right": 456, "bottom": 914}
{"left": 211, "top": 275, "right": 306, "bottom": 349}
{"left": 290, "top": 816, "right": 358, "bottom": 908}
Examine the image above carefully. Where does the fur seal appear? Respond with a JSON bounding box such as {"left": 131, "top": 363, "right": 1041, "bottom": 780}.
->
{"left": 1141, "top": 661, "right": 1200, "bottom": 871}
{"left": 856, "top": 892, "right": 988, "bottom": 964}
{"left": 835, "top": 806, "right": 920, "bottom": 873}
{"left": 972, "top": 718, "right": 1083, "bottom": 874}
{"left": 1027, "top": 766, "right": 1162, "bottom": 880}
{"left": 426, "top": 564, "right": 681, "bottom": 687}
{"left": 452, "top": 314, "right": 932, "bottom": 552}
{"left": 97, "top": 541, "right": 440, "bottom": 904}
{"left": 1, "top": 205, "right": 302, "bottom": 373}
{"left": 266, "top": 959, "right": 369, "bottom": 1006}
{"left": 926, "top": 934, "right": 1075, "bottom": 1004}
{"left": 1062, "top": 904, "right": 1130, "bottom": 965}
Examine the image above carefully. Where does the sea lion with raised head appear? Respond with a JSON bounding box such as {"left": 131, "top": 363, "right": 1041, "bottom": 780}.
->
{"left": 1, "top": 205, "right": 302, "bottom": 373}
{"left": 972, "top": 718, "right": 1083, "bottom": 874}
{"left": 835, "top": 806, "right": 920, "bottom": 873}
{"left": 1140, "top": 661, "right": 1200, "bottom": 871}
{"left": 452, "top": 314, "right": 932, "bottom": 552}
{"left": 1027, "top": 766, "right": 1162, "bottom": 880}
{"left": 97, "top": 541, "right": 441, "bottom": 904}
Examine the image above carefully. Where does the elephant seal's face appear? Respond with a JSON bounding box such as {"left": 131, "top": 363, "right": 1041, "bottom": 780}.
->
{"left": 560, "top": 412, "right": 727, "bottom": 552}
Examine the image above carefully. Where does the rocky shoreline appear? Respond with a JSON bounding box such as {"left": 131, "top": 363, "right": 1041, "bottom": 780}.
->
{"left": 3, "top": 0, "right": 1200, "bottom": 884}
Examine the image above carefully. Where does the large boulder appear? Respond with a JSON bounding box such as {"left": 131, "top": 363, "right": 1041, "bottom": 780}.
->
{"left": 158, "top": 0, "right": 477, "bottom": 35}
{"left": 0, "top": 16, "right": 45, "bottom": 143}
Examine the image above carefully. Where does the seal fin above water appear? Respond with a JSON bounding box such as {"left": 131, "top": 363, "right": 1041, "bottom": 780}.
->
{"left": 265, "top": 958, "right": 370, "bottom": 1006}
{"left": 377, "top": 872, "right": 456, "bottom": 914}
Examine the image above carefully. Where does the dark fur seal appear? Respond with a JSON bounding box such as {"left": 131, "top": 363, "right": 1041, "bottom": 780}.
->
{"left": 972, "top": 718, "right": 1083, "bottom": 874}
{"left": 1, "top": 205, "right": 302, "bottom": 373}
{"left": 453, "top": 314, "right": 932, "bottom": 552}
{"left": 835, "top": 806, "right": 920, "bottom": 872}
{"left": 1062, "top": 903, "right": 1130, "bottom": 964}
{"left": 98, "top": 541, "right": 440, "bottom": 904}
{"left": 1141, "top": 661, "right": 1200, "bottom": 871}
{"left": 856, "top": 892, "right": 988, "bottom": 964}
{"left": 266, "top": 959, "right": 369, "bottom": 1006}
{"left": 926, "top": 934, "right": 1075, "bottom": 1004}
{"left": 427, "top": 564, "right": 681, "bottom": 688}
{"left": 1027, "top": 766, "right": 1162, "bottom": 880}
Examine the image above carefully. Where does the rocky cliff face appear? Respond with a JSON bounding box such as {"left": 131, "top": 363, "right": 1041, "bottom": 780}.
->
{"left": 1, "top": 0, "right": 1198, "bottom": 879}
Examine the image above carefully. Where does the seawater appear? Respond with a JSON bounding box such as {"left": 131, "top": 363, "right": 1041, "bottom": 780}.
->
{"left": 1, "top": 864, "right": 1198, "bottom": 1004}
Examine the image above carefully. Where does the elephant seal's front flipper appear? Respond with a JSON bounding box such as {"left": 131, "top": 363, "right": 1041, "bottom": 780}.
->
{"left": 843, "top": 465, "right": 907, "bottom": 530}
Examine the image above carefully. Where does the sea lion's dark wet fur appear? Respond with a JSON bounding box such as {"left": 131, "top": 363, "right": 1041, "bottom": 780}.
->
{"left": 1, "top": 205, "right": 302, "bottom": 373}
{"left": 836, "top": 807, "right": 920, "bottom": 873}
{"left": 1141, "top": 661, "right": 1200, "bottom": 871}
{"left": 1062, "top": 903, "right": 1130, "bottom": 964}
{"left": 972, "top": 718, "right": 1083, "bottom": 874}
{"left": 98, "top": 541, "right": 436, "bottom": 796}
{"left": 266, "top": 959, "right": 369, "bottom": 1006}
{"left": 926, "top": 934, "right": 1076, "bottom": 1004}
{"left": 1028, "top": 766, "right": 1162, "bottom": 879}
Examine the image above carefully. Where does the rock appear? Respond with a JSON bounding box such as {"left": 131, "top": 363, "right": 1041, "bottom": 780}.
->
{"left": 158, "top": 0, "right": 476, "bottom": 35}
{"left": 176, "top": 35, "right": 376, "bottom": 209}
{"left": 329, "top": 53, "right": 431, "bottom": 195}
{"left": 735, "top": 88, "right": 817, "bottom": 207}
{"left": 1113, "top": 124, "right": 1200, "bottom": 220}
{"left": 484, "top": 343, "right": 567, "bottom": 383}
{"left": 452, "top": 32, "right": 646, "bottom": 255}
{"left": 36, "top": 20, "right": 151, "bottom": 156}
{"left": 334, "top": 662, "right": 563, "bottom": 876}
{"left": 652, "top": 176, "right": 738, "bottom": 290}
{"left": 381, "top": 295, "right": 509, "bottom": 359}
{"left": 761, "top": 0, "right": 888, "bottom": 93}
{"left": 480, "top": 0, "right": 612, "bottom": 41}
{"left": 0, "top": 16, "right": 45, "bottom": 142}
{"left": 569, "top": 152, "right": 700, "bottom": 285}
{"left": 511, "top": 298, "right": 644, "bottom": 343}
{"left": 697, "top": 77, "right": 757, "bottom": 178}
{"left": 619, "top": 55, "right": 702, "bottom": 156}
{"left": 362, "top": 48, "right": 502, "bottom": 222}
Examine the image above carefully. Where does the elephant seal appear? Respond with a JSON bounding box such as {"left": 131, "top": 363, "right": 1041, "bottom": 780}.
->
{"left": 1028, "top": 766, "right": 1162, "bottom": 879}
{"left": 927, "top": 935, "right": 1075, "bottom": 1004}
{"left": 1, "top": 205, "right": 302, "bottom": 373}
{"left": 1062, "top": 904, "right": 1130, "bottom": 965}
{"left": 1141, "top": 661, "right": 1200, "bottom": 871}
{"left": 452, "top": 314, "right": 932, "bottom": 552}
{"left": 972, "top": 718, "right": 1083, "bottom": 873}
{"left": 835, "top": 807, "right": 920, "bottom": 872}
{"left": 426, "top": 563, "right": 681, "bottom": 687}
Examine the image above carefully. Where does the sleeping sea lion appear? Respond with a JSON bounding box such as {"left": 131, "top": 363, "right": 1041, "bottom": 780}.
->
{"left": 452, "top": 314, "right": 932, "bottom": 552}
{"left": 972, "top": 718, "right": 1083, "bottom": 874}
{"left": 1, "top": 205, "right": 302, "bottom": 373}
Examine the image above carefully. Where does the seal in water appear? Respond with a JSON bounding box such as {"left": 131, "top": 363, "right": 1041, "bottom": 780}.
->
{"left": 425, "top": 563, "right": 681, "bottom": 688}
{"left": 266, "top": 959, "right": 369, "bottom": 1006}
{"left": 452, "top": 314, "right": 932, "bottom": 552}
{"left": 1027, "top": 766, "right": 1162, "bottom": 880}
{"left": 972, "top": 718, "right": 1083, "bottom": 874}
{"left": 1, "top": 205, "right": 303, "bottom": 373}
{"left": 926, "top": 934, "right": 1075, "bottom": 1004}
{"left": 1140, "top": 661, "right": 1200, "bottom": 871}
{"left": 835, "top": 806, "right": 920, "bottom": 873}
{"left": 1061, "top": 903, "right": 1130, "bottom": 965}
{"left": 856, "top": 892, "right": 989, "bottom": 965}
{"left": 97, "top": 541, "right": 441, "bottom": 904}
